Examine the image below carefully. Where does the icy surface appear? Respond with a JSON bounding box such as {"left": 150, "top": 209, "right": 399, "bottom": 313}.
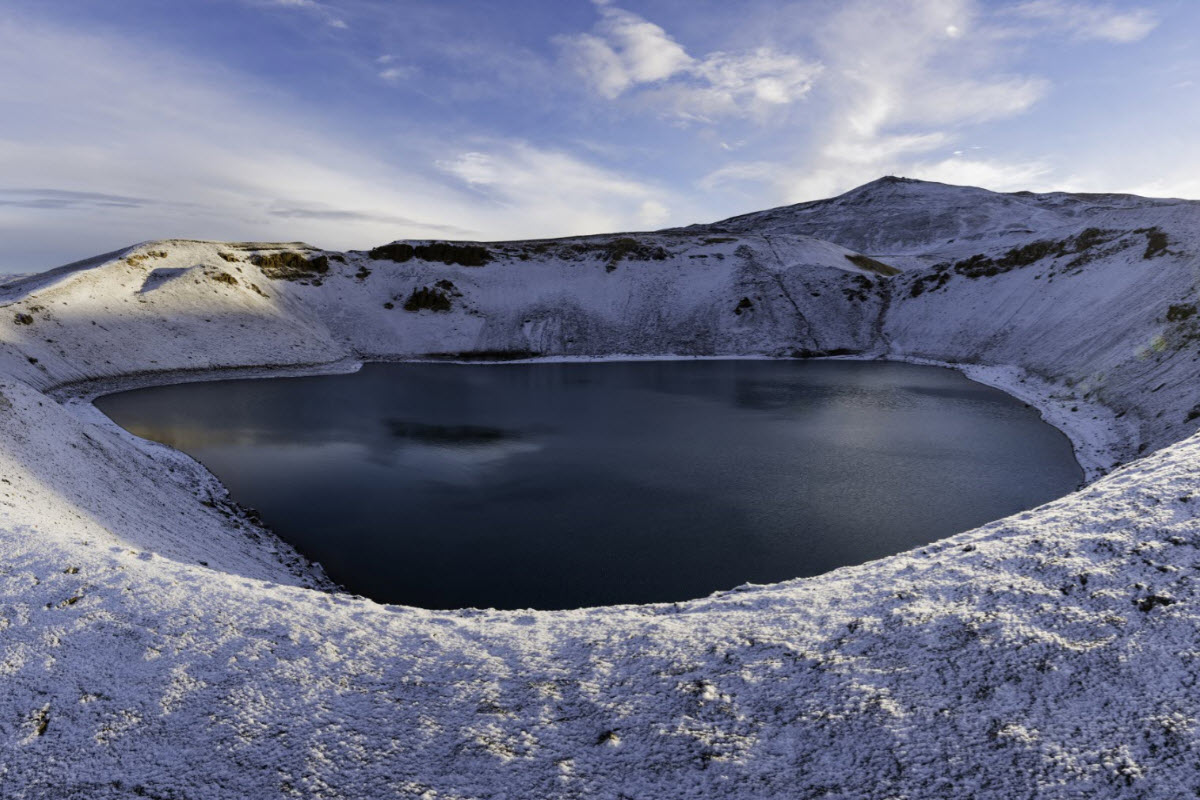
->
{"left": 2, "top": 179, "right": 1200, "bottom": 797}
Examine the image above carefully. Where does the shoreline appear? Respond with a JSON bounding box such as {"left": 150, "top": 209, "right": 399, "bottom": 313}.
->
{"left": 62, "top": 350, "right": 1124, "bottom": 489}
{"left": 872, "top": 355, "right": 1131, "bottom": 483}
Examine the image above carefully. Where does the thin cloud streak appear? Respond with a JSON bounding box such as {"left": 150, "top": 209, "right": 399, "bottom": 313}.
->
{"left": 267, "top": 206, "right": 478, "bottom": 237}
{"left": 253, "top": 0, "right": 349, "bottom": 29}
{"left": 0, "top": 189, "right": 155, "bottom": 210}
{"left": 1010, "top": 1, "right": 1158, "bottom": 42}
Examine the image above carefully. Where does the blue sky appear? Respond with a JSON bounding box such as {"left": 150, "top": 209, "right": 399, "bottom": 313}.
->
{"left": 1, "top": 0, "right": 1197, "bottom": 271}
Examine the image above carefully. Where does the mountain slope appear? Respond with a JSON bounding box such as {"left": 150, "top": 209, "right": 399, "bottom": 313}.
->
{"left": 1, "top": 179, "right": 1200, "bottom": 797}
{"left": 706, "top": 175, "right": 1200, "bottom": 268}
{"left": 0, "top": 231, "right": 888, "bottom": 397}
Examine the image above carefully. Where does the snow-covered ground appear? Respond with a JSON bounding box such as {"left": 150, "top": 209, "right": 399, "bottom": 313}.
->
{"left": 3, "top": 177, "right": 1200, "bottom": 797}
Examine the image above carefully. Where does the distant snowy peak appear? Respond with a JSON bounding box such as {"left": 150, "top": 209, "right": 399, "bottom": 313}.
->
{"left": 705, "top": 176, "right": 1199, "bottom": 261}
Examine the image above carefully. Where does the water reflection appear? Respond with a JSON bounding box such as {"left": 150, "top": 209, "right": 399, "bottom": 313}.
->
{"left": 385, "top": 419, "right": 520, "bottom": 445}
{"left": 96, "top": 360, "right": 1083, "bottom": 610}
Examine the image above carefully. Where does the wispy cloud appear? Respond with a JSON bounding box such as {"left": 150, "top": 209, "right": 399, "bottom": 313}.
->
{"left": 1120, "top": 176, "right": 1200, "bottom": 201}
{"left": 1010, "top": 1, "right": 1158, "bottom": 42}
{"left": 378, "top": 66, "right": 415, "bottom": 83}
{"left": 819, "top": 1, "right": 1045, "bottom": 146}
{"left": 372, "top": 54, "right": 417, "bottom": 84}
{"left": 649, "top": 49, "right": 823, "bottom": 122}
{"left": 906, "top": 155, "right": 1056, "bottom": 192}
{"left": 254, "top": 0, "right": 348, "bottom": 29}
{"left": 0, "top": 189, "right": 153, "bottom": 210}
{"left": 559, "top": 1, "right": 820, "bottom": 121}
{"left": 267, "top": 205, "right": 476, "bottom": 236}
{"left": 698, "top": 161, "right": 783, "bottom": 193}
{"left": 437, "top": 142, "right": 678, "bottom": 234}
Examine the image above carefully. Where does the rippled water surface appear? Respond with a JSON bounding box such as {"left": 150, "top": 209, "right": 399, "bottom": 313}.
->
{"left": 96, "top": 360, "right": 1082, "bottom": 609}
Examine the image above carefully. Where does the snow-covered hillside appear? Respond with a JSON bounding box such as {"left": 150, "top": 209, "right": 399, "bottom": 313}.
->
{"left": 3, "top": 178, "right": 1200, "bottom": 798}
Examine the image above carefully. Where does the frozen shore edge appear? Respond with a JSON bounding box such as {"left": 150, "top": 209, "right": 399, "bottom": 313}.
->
{"left": 62, "top": 350, "right": 1121, "bottom": 493}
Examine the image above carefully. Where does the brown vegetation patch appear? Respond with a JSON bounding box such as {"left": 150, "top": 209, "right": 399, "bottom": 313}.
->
{"left": 1167, "top": 303, "right": 1196, "bottom": 322}
{"left": 403, "top": 281, "right": 461, "bottom": 312}
{"left": 950, "top": 228, "right": 1130, "bottom": 280}
{"left": 1137, "top": 227, "right": 1170, "bottom": 259}
{"left": 908, "top": 267, "right": 951, "bottom": 298}
{"left": 515, "top": 237, "right": 671, "bottom": 270}
{"left": 125, "top": 250, "right": 168, "bottom": 268}
{"left": 369, "top": 242, "right": 492, "bottom": 267}
{"left": 844, "top": 253, "right": 901, "bottom": 277}
{"left": 842, "top": 274, "right": 874, "bottom": 302}
{"left": 252, "top": 252, "right": 330, "bottom": 280}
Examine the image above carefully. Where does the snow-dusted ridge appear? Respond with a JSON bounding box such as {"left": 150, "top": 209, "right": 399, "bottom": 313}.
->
{"left": 4, "top": 178, "right": 1200, "bottom": 797}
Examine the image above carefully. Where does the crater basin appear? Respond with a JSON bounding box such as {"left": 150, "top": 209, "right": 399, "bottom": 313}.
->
{"left": 95, "top": 360, "right": 1082, "bottom": 609}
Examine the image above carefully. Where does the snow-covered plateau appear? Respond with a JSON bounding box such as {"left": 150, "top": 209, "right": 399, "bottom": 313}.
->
{"left": 4, "top": 176, "right": 1200, "bottom": 798}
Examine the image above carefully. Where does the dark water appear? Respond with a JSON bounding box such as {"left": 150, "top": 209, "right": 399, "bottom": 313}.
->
{"left": 95, "top": 360, "right": 1082, "bottom": 610}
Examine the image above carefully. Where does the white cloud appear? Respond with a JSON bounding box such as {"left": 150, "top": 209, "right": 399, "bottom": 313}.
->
{"left": 378, "top": 65, "right": 415, "bottom": 83}
{"left": 592, "top": 4, "right": 693, "bottom": 85}
{"left": 1011, "top": 1, "right": 1158, "bottom": 42}
{"left": 638, "top": 199, "right": 671, "bottom": 227}
{"left": 566, "top": 34, "right": 637, "bottom": 99}
{"left": 906, "top": 155, "right": 1056, "bottom": 192}
{"left": 560, "top": 3, "right": 693, "bottom": 99}
{"left": 1108, "top": 176, "right": 1200, "bottom": 201}
{"left": 822, "top": 132, "right": 950, "bottom": 166}
{"left": 559, "top": 3, "right": 820, "bottom": 120}
{"left": 653, "top": 48, "right": 822, "bottom": 122}
{"left": 436, "top": 143, "right": 678, "bottom": 236}
{"left": 896, "top": 76, "right": 1049, "bottom": 127}
{"left": 439, "top": 152, "right": 500, "bottom": 186}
